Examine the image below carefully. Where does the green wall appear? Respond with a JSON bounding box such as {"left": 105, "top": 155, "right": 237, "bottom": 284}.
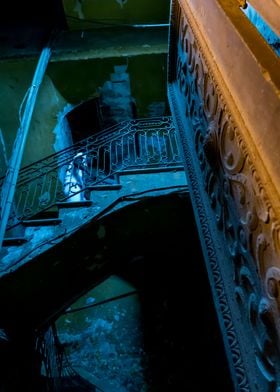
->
{"left": 0, "top": 51, "right": 168, "bottom": 178}
{"left": 47, "top": 53, "right": 168, "bottom": 117}
{"left": 0, "top": 44, "right": 168, "bottom": 179}
{"left": 63, "top": 0, "right": 170, "bottom": 29}
{"left": 0, "top": 60, "right": 35, "bottom": 175}
{"left": 0, "top": 60, "right": 68, "bottom": 177}
{"left": 23, "top": 74, "right": 68, "bottom": 165}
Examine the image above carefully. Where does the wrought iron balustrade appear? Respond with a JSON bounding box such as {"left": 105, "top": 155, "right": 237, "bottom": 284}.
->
{"left": 0, "top": 116, "right": 183, "bottom": 230}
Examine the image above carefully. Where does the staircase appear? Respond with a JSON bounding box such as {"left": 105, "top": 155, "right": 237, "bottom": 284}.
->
{"left": 0, "top": 117, "right": 187, "bottom": 274}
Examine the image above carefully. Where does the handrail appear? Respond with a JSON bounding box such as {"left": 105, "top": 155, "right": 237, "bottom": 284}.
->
{"left": 0, "top": 116, "right": 183, "bottom": 231}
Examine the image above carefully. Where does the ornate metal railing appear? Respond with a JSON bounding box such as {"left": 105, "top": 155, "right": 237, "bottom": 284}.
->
{"left": 35, "top": 325, "right": 64, "bottom": 391}
{"left": 35, "top": 325, "right": 97, "bottom": 391}
{"left": 0, "top": 116, "right": 183, "bottom": 230}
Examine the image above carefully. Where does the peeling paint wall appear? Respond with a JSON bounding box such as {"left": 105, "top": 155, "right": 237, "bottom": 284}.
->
{"left": 53, "top": 103, "right": 74, "bottom": 153}
{"left": 47, "top": 53, "right": 168, "bottom": 119}
{"left": 0, "top": 51, "right": 168, "bottom": 178}
{"left": 128, "top": 54, "right": 168, "bottom": 117}
{"left": 0, "top": 60, "right": 69, "bottom": 176}
{"left": 0, "top": 5, "right": 169, "bottom": 178}
{"left": 0, "top": 60, "right": 36, "bottom": 171}
{"left": 115, "top": 0, "right": 128, "bottom": 8}
{"left": 23, "top": 75, "right": 69, "bottom": 166}
{"left": 0, "top": 50, "right": 168, "bottom": 183}
{"left": 99, "top": 64, "right": 136, "bottom": 126}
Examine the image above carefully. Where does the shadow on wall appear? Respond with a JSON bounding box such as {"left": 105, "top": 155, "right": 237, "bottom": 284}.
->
{"left": 66, "top": 97, "right": 103, "bottom": 143}
{"left": 64, "top": 65, "right": 136, "bottom": 142}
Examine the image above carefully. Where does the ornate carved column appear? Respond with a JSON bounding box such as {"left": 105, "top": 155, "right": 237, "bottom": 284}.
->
{"left": 168, "top": 0, "right": 280, "bottom": 391}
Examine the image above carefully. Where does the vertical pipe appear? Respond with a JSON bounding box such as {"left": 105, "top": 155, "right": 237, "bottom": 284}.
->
{"left": 0, "top": 46, "right": 51, "bottom": 250}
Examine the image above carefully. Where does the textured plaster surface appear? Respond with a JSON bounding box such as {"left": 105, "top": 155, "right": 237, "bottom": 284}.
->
{"left": 185, "top": 0, "right": 280, "bottom": 197}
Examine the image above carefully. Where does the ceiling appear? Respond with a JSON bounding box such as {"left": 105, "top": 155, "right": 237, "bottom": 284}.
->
{"left": 0, "top": 0, "right": 170, "bottom": 56}
{"left": 0, "top": 0, "right": 67, "bottom": 51}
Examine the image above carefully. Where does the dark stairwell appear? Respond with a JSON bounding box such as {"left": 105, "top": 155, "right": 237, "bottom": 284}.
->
{"left": 0, "top": 117, "right": 233, "bottom": 391}
{"left": 0, "top": 191, "right": 233, "bottom": 391}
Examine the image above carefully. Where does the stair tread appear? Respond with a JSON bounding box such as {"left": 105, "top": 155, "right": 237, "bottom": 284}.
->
{"left": 56, "top": 200, "right": 93, "bottom": 208}
{"left": 87, "top": 184, "right": 122, "bottom": 191}
{"left": 22, "top": 218, "right": 62, "bottom": 226}
{"left": 3, "top": 237, "right": 28, "bottom": 246}
{"left": 32, "top": 210, "right": 59, "bottom": 219}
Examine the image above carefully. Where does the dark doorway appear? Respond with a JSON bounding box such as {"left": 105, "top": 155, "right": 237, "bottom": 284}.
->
{"left": 66, "top": 97, "right": 103, "bottom": 143}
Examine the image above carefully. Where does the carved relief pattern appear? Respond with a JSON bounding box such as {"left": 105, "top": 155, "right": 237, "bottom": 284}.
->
{"left": 169, "top": 1, "right": 280, "bottom": 390}
{"left": 168, "top": 86, "right": 251, "bottom": 392}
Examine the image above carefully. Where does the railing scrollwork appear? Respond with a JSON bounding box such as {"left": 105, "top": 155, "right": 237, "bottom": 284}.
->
{"left": 0, "top": 116, "right": 182, "bottom": 230}
{"left": 168, "top": 0, "right": 280, "bottom": 390}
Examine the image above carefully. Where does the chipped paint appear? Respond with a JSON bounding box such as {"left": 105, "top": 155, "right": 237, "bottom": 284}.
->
{"left": 99, "top": 64, "right": 136, "bottom": 126}
{"left": 53, "top": 104, "right": 74, "bottom": 154}
{"left": 73, "top": 0, "right": 85, "bottom": 19}
{"left": 115, "top": 0, "right": 128, "bottom": 8}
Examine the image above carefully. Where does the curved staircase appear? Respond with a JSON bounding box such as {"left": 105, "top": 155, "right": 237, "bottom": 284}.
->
{"left": 0, "top": 116, "right": 187, "bottom": 274}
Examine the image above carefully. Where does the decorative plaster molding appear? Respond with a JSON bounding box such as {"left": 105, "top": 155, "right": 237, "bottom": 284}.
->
{"left": 168, "top": 85, "right": 250, "bottom": 392}
{"left": 168, "top": 0, "right": 280, "bottom": 390}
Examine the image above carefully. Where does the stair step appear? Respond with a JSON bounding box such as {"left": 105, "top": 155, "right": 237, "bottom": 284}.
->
{"left": 22, "top": 218, "right": 62, "bottom": 226}
{"left": 56, "top": 200, "right": 93, "bottom": 208}
{"left": 3, "top": 237, "right": 28, "bottom": 246}
{"left": 120, "top": 165, "right": 184, "bottom": 175}
{"left": 32, "top": 210, "right": 59, "bottom": 219}
{"left": 88, "top": 184, "right": 122, "bottom": 191}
